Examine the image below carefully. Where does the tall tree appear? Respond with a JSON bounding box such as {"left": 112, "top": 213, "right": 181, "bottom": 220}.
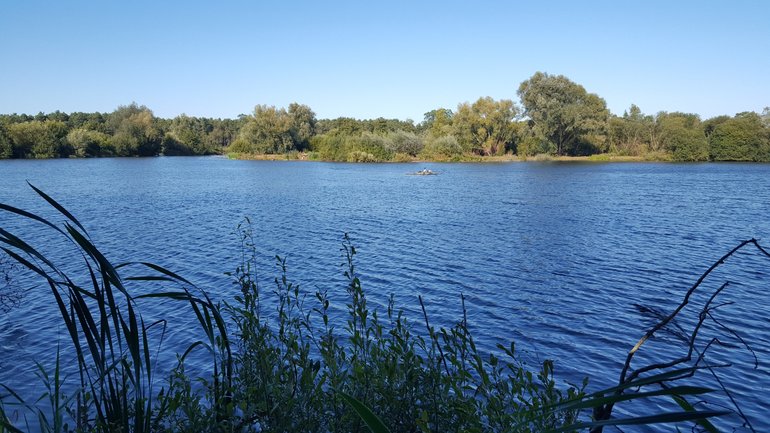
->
{"left": 453, "top": 97, "right": 518, "bottom": 155}
{"left": 421, "top": 108, "right": 454, "bottom": 136}
{"left": 518, "top": 72, "right": 609, "bottom": 156}
{"left": 288, "top": 103, "right": 316, "bottom": 151}
{"left": 231, "top": 105, "right": 294, "bottom": 154}
{"left": 108, "top": 103, "right": 161, "bottom": 156}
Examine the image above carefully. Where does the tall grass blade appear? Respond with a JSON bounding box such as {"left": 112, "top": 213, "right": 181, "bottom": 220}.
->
{"left": 339, "top": 391, "right": 391, "bottom": 433}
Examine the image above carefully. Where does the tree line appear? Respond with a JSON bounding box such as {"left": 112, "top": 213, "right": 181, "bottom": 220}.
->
{"left": 2, "top": 72, "right": 769, "bottom": 161}
{"left": 0, "top": 104, "right": 243, "bottom": 159}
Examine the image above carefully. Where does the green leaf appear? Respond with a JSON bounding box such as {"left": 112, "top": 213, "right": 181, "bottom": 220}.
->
{"left": 672, "top": 395, "right": 721, "bottom": 433}
{"left": 338, "top": 391, "right": 391, "bottom": 433}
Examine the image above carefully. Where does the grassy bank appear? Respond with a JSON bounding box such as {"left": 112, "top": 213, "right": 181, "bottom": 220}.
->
{"left": 1, "top": 187, "right": 762, "bottom": 432}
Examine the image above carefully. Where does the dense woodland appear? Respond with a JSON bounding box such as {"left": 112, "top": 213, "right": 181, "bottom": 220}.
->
{"left": 1, "top": 72, "right": 769, "bottom": 162}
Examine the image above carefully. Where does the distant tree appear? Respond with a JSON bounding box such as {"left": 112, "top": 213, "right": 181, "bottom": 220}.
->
{"left": 7, "top": 120, "right": 70, "bottom": 158}
{"left": 288, "top": 103, "right": 316, "bottom": 150}
{"left": 453, "top": 97, "right": 519, "bottom": 155}
{"left": 422, "top": 134, "right": 462, "bottom": 158}
{"left": 385, "top": 130, "right": 423, "bottom": 156}
{"left": 702, "top": 115, "right": 731, "bottom": 139}
{"left": 608, "top": 104, "right": 655, "bottom": 155}
{"left": 709, "top": 112, "right": 769, "bottom": 161}
{"left": 205, "top": 118, "right": 242, "bottom": 149}
{"left": 166, "top": 114, "right": 211, "bottom": 155}
{"left": 316, "top": 117, "right": 363, "bottom": 136}
{"left": 230, "top": 105, "right": 294, "bottom": 154}
{"left": 421, "top": 108, "right": 454, "bottom": 136}
{"left": 67, "top": 128, "right": 110, "bottom": 157}
{"left": 518, "top": 72, "right": 609, "bottom": 156}
{"left": 68, "top": 112, "right": 107, "bottom": 133}
{"left": 108, "top": 103, "right": 162, "bottom": 156}
{"left": 0, "top": 125, "right": 11, "bottom": 159}
{"left": 656, "top": 112, "right": 709, "bottom": 161}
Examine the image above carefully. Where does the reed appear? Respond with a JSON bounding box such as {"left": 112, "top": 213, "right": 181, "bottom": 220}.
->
{"left": 0, "top": 184, "right": 231, "bottom": 432}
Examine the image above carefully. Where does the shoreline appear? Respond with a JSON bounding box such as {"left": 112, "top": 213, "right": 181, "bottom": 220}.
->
{"left": 226, "top": 152, "right": 659, "bottom": 163}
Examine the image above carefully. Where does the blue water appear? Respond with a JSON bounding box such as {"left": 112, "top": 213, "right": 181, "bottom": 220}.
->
{"left": 1, "top": 157, "right": 769, "bottom": 431}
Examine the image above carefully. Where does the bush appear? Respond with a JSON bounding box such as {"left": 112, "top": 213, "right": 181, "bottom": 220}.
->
{"left": 421, "top": 135, "right": 462, "bottom": 159}
{"left": 385, "top": 130, "right": 424, "bottom": 156}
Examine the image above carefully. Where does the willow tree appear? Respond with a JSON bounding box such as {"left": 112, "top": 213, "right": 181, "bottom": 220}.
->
{"left": 453, "top": 97, "right": 518, "bottom": 155}
{"left": 230, "top": 103, "right": 316, "bottom": 154}
{"left": 518, "top": 72, "right": 608, "bottom": 156}
{"left": 107, "top": 103, "right": 162, "bottom": 156}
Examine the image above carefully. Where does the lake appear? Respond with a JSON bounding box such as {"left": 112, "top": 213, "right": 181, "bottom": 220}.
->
{"left": 1, "top": 157, "right": 769, "bottom": 430}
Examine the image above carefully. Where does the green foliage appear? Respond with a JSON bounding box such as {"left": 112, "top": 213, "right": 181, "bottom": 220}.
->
{"left": 317, "top": 117, "right": 416, "bottom": 136}
{"left": 66, "top": 128, "right": 110, "bottom": 157}
{"left": 421, "top": 134, "right": 463, "bottom": 159}
{"left": 310, "top": 131, "right": 412, "bottom": 162}
{"left": 0, "top": 126, "right": 11, "bottom": 159}
{"left": 708, "top": 112, "right": 770, "bottom": 161}
{"left": 518, "top": 72, "right": 609, "bottom": 156}
{"left": 385, "top": 130, "right": 423, "bottom": 156}
{"left": 288, "top": 102, "right": 316, "bottom": 150}
{"left": 0, "top": 185, "right": 231, "bottom": 432}
{"left": 6, "top": 120, "right": 71, "bottom": 158}
{"left": 166, "top": 114, "right": 208, "bottom": 155}
{"left": 230, "top": 104, "right": 316, "bottom": 155}
{"left": 108, "top": 103, "right": 162, "bottom": 156}
{"left": 607, "top": 105, "right": 656, "bottom": 155}
{"left": 420, "top": 108, "right": 454, "bottom": 136}
{"left": 453, "top": 97, "right": 519, "bottom": 155}
{"left": 1, "top": 88, "right": 767, "bottom": 162}
{"left": 309, "top": 134, "right": 351, "bottom": 161}
{"left": 656, "top": 112, "right": 709, "bottom": 161}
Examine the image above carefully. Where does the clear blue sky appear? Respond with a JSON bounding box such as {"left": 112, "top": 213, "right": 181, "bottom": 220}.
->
{"left": 1, "top": 0, "right": 768, "bottom": 121}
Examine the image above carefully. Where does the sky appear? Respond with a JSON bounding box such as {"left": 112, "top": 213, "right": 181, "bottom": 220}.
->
{"left": 1, "top": 0, "right": 769, "bottom": 121}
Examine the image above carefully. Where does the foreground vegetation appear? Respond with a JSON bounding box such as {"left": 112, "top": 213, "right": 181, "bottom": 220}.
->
{"left": 0, "top": 187, "right": 766, "bottom": 432}
{"left": 1, "top": 73, "right": 769, "bottom": 162}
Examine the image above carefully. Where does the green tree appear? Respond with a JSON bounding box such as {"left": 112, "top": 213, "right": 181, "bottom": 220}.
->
{"left": 288, "top": 103, "right": 316, "bottom": 150}
{"left": 385, "top": 130, "right": 423, "bottom": 156}
{"left": 421, "top": 134, "right": 462, "bottom": 158}
{"left": 709, "top": 112, "right": 769, "bottom": 161}
{"left": 656, "top": 112, "right": 708, "bottom": 161}
{"left": 165, "top": 114, "right": 213, "bottom": 155}
{"left": 108, "top": 103, "right": 162, "bottom": 156}
{"left": 230, "top": 105, "right": 294, "bottom": 154}
{"left": 453, "top": 97, "right": 518, "bottom": 155}
{"left": 205, "top": 118, "right": 243, "bottom": 150}
{"left": 230, "top": 103, "right": 317, "bottom": 154}
{"left": 0, "top": 125, "right": 11, "bottom": 159}
{"left": 67, "top": 128, "right": 110, "bottom": 157}
{"left": 421, "top": 108, "right": 454, "bottom": 137}
{"left": 7, "top": 120, "right": 71, "bottom": 158}
{"left": 608, "top": 104, "right": 655, "bottom": 155}
{"left": 518, "top": 72, "right": 609, "bottom": 156}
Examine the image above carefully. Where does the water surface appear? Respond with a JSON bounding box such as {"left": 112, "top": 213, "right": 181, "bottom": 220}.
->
{"left": 1, "top": 157, "right": 769, "bottom": 430}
